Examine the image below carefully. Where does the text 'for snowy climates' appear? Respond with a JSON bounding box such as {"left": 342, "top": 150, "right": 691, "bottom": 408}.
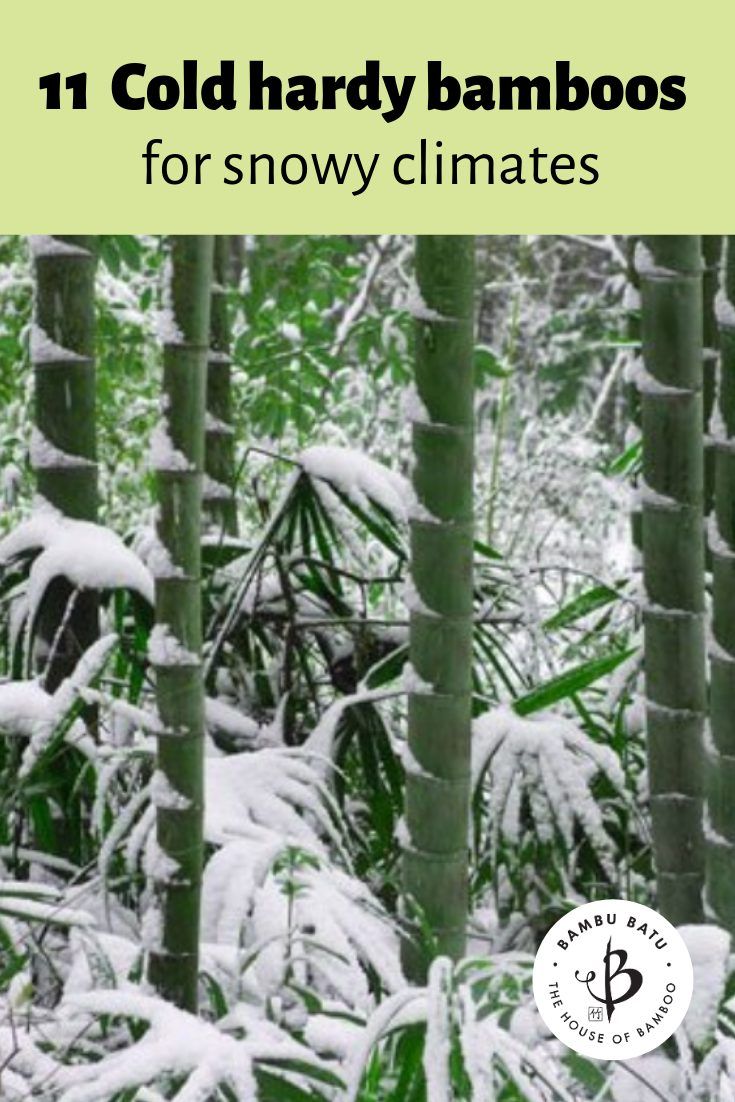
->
{"left": 38, "top": 60, "right": 687, "bottom": 195}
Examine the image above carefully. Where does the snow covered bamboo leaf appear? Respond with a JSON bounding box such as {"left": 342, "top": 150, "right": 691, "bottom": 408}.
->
{"left": 55, "top": 989, "right": 332, "bottom": 1102}
{"left": 202, "top": 837, "right": 402, "bottom": 1009}
{"left": 0, "top": 512, "right": 154, "bottom": 634}
{"left": 472, "top": 705, "right": 627, "bottom": 878}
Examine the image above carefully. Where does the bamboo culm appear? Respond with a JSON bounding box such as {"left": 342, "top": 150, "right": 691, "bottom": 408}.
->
{"left": 702, "top": 235, "right": 723, "bottom": 524}
{"left": 625, "top": 234, "right": 643, "bottom": 558}
{"left": 31, "top": 235, "right": 99, "bottom": 690}
{"left": 638, "top": 235, "right": 706, "bottom": 925}
{"left": 147, "top": 235, "right": 214, "bottom": 1011}
{"left": 204, "top": 235, "right": 239, "bottom": 537}
{"left": 401, "top": 236, "right": 475, "bottom": 981}
{"left": 706, "top": 234, "right": 735, "bottom": 934}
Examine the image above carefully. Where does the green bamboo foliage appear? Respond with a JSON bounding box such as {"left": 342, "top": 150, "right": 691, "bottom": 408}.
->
{"left": 401, "top": 236, "right": 475, "bottom": 981}
{"left": 637, "top": 236, "right": 706, "bottom": 925}
{"left": 203, "top": 236, "right": 238, "bottom": 536}
{"left": 706, "top": 235, "right": 735, "bottom": 934}
{"left": 702, "top": 235, "right": 723, "bottom": 523}
{"left": 147, "top": 236, "right": 214, "bottom": 1011}
{"left": 30, "top": 235, "right": 98, "bottom": 690}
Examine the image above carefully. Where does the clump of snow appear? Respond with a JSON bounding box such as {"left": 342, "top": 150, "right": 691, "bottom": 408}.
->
{"left": 402, "top": 661, "right": 434, "bottom": 695}
{"left": 2, "top": 462, "right": 22, "bottom": 506}
{"left": 610, "top": 1054, "right": 681, "bottom": 1101}
{"left": 140, "top": 904, "right": 163, "bottom": 951}
{"left": 303, "top": 684, "right": 398, "bottom": 763}
{"left": 636, "top": 477, "right": 678, "bottom": 510}
{"left": 403, "top": 279, "right": 452, "bottom": 323}
{"left": 150, "top": 769, "right": 191, "bottom": 811}
{"left": 628, "top": 358, "right": 691, "bottom": 397}
{"left": 208, "top": 348, "right": 230, "bottom": 366}
{"left": 423, "top": 959, "right": 452, "bottom": 1101}
{"left": 28, "top": 236, "right": 91, "bottom": 259}
{"left": 30, "top": 428, "right": 95, "bottom": 470}
{"left": 0, "top": 680, "right": 55, "bottom": 739}
{"left": 279, "top": 321, "right": 302, "bottom": 344}
{"left": 634, "top": 241, "right": 677, "bottom": 280}
{"left": 299, "top": 444, "right": 411, "bottom": 524}
{"left": 0, "top": 511, "right": 154, "bottom": 619}
{"left": 204, "top": 747, "right": 336, "bottom": 849}
{"left": 401, "top": 576, "right": 438, "bottom": 617}
{"left": 202, "top": 474, "right": 232, "bottom": 501}
{"left": 709, "top": 400, "right": 728, "bottom": 444}
{"left": 30, "top": 325, "right": 88, "bottom": 365}
{"left": 408, "top": 494, "right": 442, "bottom": 525}
{"left": 716, "top": 290, "right": 735, "bottom": 331}
{"left": 134, "top": 527, "right": 185, "bottom": 579}
{"left": 680, "top": 924, "right": 730, "bottom": 1049}
{"left": 205, "top": 411, "right": 234, "bottom": 436}
{"left": 1, "top": 638, "right": 114, "bottom": 777}
{"left": 402, "top": 383, "right": 430, "bottom": 424}
{"left": 147, "top": 624, "right": 198, "bottom": 668}
{"left": 144, "top": 838, "right": 181, "bottom": 883}
{"left": 148, "top": 420, "right": 193, "bottom": 473}
{"left": 472, "top": 705, "right": 626, "bottom": 876}
{"left": 202, "top": 835, "right": 402, "bottom": 1009}
{"left": 154, "top": 268, "right": 184, "bottom": 347}
{"left": 57, "top": 987, "right": 332, "bottom": 1100}
{"left": 205, "top": 697, "right": 261, "bottom": 746}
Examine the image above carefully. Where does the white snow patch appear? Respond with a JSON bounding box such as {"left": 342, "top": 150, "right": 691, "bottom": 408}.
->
{"left": 30, "top": 324, "right": 88, "bottom": 365}
{"left": 154, "top": 308, "right": 184, "bottom": 345}
{"left": 30, "top": 428, "right": 95, "bottom": 470}
{"left": 680, "top": 924, "right": 730, "bottom": 1049}
{"left": 202, "top": 474, "right": 232, "bottom": 501}
{"left": 28, "top": 236, "right": 91, "bottom": 259}
{"left": 299, "top": 445, "right": 411, "bottom": 523}
{"left": 151, "top": 770, "right": 191, "bottom": 811}
{"left": 634, "top": 240, "right": 677, "bottom": 280}
{"left": 148, "top": 421, "right": 194, "bottom": 473}
{"left": 716, "top": 290, "right": 735, "bottom": 330}
{"left": 148, "top": 624, "right": 199, "bottom": 668}
{"left": 0, "top": 512, "right": 154, "bottom": 616}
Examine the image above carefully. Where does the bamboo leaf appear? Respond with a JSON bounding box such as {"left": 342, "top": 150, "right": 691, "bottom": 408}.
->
{"left": 514, "top": 647, "right": 635, "bottom": 715}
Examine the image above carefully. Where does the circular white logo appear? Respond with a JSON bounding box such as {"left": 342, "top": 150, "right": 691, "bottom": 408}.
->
{"left": 532, "top": 899, "right": 693, "bottom": 1060}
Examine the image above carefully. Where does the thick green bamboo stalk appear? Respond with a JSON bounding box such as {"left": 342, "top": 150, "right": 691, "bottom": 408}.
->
{"left": 706, "top": 235, "right": 735, "bottom": 934}
{"left": 624, "top": 235, "right": 643, "bottom": 558}
{"left": 703, "top": 236, "right": 723, "bottom": 524}
{"left": 401, "top": 236, "right": 475, "bottom": 981}
{"left": 203, "top": 236, "right": 238, "bottom": 537}
{"left": 30, "top": 235, "right": 98, "bottom": 690}
{"left": 638, "top": 236, "right": 706, "bottom": 925}
{"left": 147, "top": 236, "right": 214, "bottom": 1011}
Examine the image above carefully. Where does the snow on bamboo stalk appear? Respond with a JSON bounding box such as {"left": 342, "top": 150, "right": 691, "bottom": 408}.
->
{"left": 204, "top": 236, "right": 238, "bottom": 537}
{"left": 401, "top": 236, "right": 475, "bottom": 980}
{"left": 702, "top": 236, "right": 723, "bottom": 526}
{"left": 706, "top": 235, "right": 735, "bottom": 934}
{"left": 30, "top": 235, "right": 99, "bottom": 690}
{"left": 147, "top": 236, "right": 214, "bottom": 1011}
{"left": 637, "top": 236, "right": 706, "bottom": 925}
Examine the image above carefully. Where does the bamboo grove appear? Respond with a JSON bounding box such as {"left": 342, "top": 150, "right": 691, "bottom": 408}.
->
{"left": 4, "top": 231, "right": 735, "bottom": 1100}
{"left": 23, "top": 234, "right": 735, "bottom": 984}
